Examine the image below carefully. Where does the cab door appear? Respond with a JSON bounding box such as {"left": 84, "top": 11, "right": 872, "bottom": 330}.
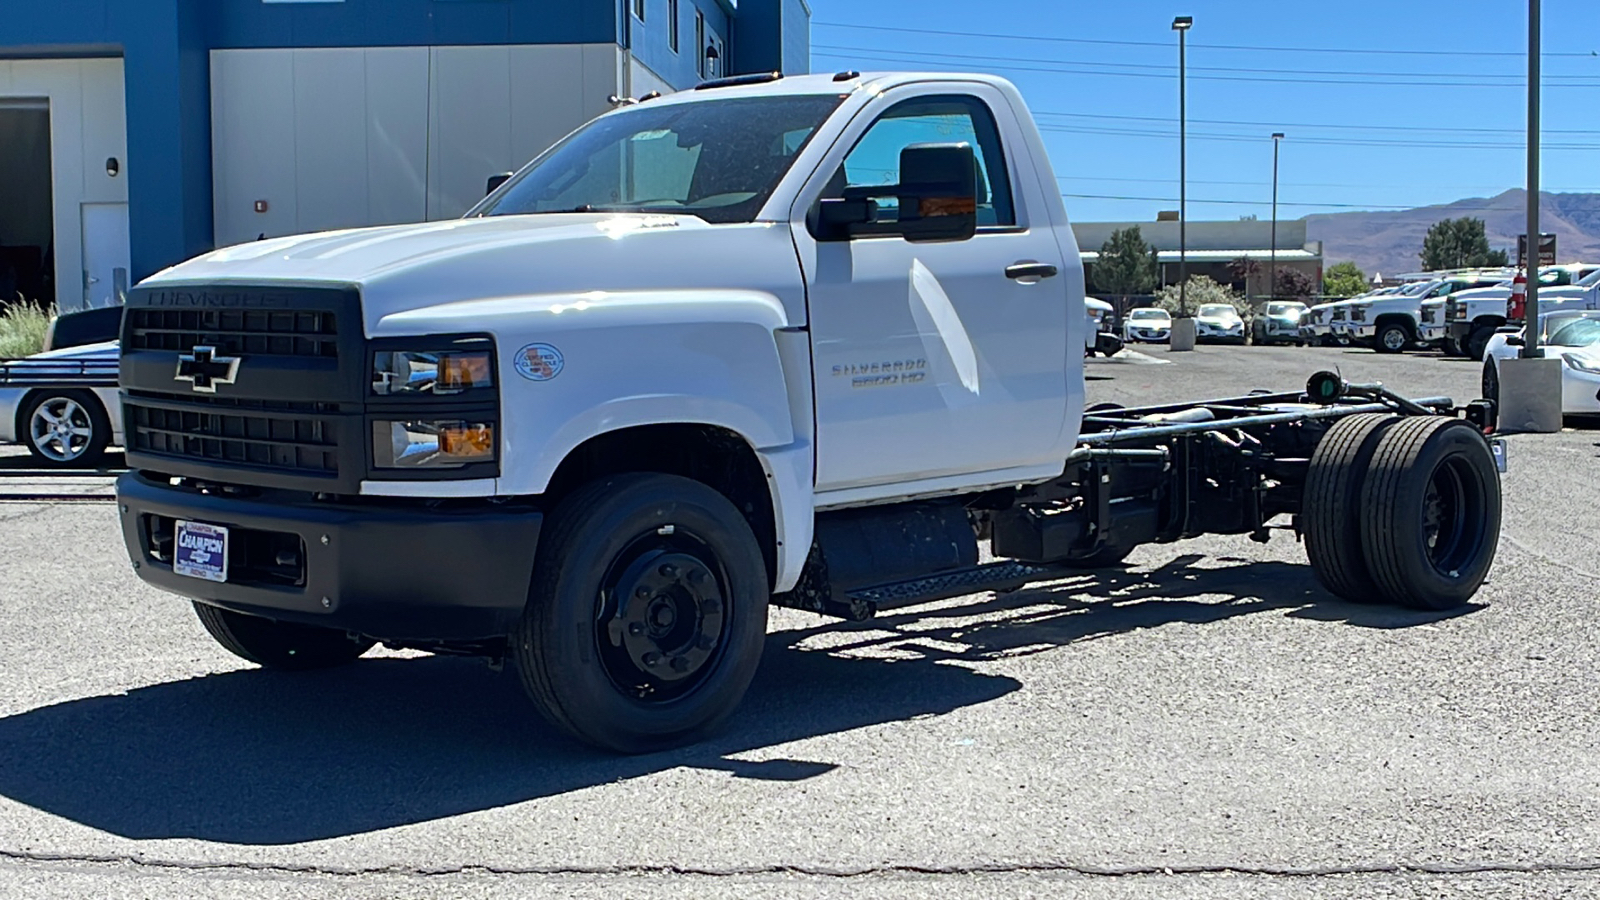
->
{"left": 791, "top": 86, "right": 1072, "bottom": 495}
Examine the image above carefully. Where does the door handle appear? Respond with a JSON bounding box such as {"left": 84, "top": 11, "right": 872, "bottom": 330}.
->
{"left": 1005, "top": 262, "right": 1058, "bottom": 280}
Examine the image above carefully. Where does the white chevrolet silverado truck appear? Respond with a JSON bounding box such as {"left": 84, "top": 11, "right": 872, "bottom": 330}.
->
{"left": 115, "top": 72, "right": 1505, "bottom": 753}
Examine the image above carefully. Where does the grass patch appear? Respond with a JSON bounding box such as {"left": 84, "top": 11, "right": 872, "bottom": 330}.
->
{"left": 0, "top": 303, "right": 53, "bottom": 359}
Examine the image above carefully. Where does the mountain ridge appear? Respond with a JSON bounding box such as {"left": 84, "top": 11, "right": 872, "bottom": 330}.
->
{"left": 1304, "top": 189, "right": 1600, "bottom": 280}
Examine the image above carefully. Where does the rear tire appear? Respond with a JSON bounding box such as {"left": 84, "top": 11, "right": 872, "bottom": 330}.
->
{"left": 1302, "top": 413, "right": 1401, "bottom": 603}
{"left": 515, "top": 473, "right": 769, "bottom": 754}
{"left": 1359, "top": 418, "right": 1501, "bottom": 610}
{"left": 194, "top": 603, "right": 374, "bottom": 670}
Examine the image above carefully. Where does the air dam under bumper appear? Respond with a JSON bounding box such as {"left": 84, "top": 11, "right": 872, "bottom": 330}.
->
{"left": 117, "top": 472, "right": 543, "bottom": 642}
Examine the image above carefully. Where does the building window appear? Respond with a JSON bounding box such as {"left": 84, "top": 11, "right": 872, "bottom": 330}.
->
{"left": 632, "top": 0, "right": 645, "bottom": 21}
{"left": 695, "top": 10, "right": 706, "bottom": 77}
{"left": 669, "top": 0, "right": 679, "bottom": 53}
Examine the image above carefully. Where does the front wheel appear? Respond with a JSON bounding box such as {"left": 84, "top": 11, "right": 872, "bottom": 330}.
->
{"left": 194, "top": 603, "right": 374, "bottom": 670}
{"left": 516, "top": 473, "right": 769, "bottom": 753}
{"left": 1465, "top": 325, "right": 1496, "bottom": 362}
{"left": 22, "top": 390, "right": 110, "bottom": 468}
{"left": 1375, "top": 323, "right": 1410, "bottom": 354}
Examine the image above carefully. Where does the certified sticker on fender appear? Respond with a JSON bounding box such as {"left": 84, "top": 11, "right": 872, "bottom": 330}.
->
{"left": 515, "top": 343, "right": 565, "bottom": 382}
{"left": 174, "top": 521, "right": 229, "bottom": 583}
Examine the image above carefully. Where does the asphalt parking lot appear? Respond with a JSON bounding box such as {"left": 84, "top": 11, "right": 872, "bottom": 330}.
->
{"left": 2, "top": 344, "right": 1598, "bottom": 899}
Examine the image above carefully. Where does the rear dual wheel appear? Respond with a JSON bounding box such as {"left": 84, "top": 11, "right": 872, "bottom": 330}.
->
{"left": 1303, "top": 415, "right": 1500, "bottom": 609}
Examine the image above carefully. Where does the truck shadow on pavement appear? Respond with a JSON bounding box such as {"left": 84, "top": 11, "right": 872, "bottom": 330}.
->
{"left": 0, "top": 555, "right": 1475, "bottom": 846}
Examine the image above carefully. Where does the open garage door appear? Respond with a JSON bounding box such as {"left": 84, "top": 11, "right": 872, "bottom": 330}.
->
{"left": 0, "top": 99, "right": 54, "bottom": 309}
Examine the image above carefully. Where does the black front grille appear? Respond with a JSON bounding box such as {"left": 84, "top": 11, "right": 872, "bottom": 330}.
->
{"left": 128, "top": 308, "right": 338, "bottom": 358}
{"left": 128, "top": 397, "right": 340, "bottom": 475}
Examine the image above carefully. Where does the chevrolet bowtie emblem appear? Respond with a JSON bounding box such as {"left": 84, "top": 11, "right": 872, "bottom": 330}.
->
{"left": 174, "top": 346, "right": 241, "bottom": 393}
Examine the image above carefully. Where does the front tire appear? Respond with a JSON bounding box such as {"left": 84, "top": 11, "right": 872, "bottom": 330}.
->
{"left": 1465, "top": 325, "right": 1496, "bottom": 362}
{"left": 22, "top": 390, "right": 110, "bottom": 468}
{"left": 1359, "top": 418, "right": 1501, "bottom": 610}
{"left": 516, "top": 473, "right": 769, "bottom": 753}
{"left": 1375, "top": 323, "right": 1410, "bottom": 354}
{"left": 1482, "top": 359, "right": 1501, "bottom": 407}
{"left": 194, "top": 603, "right": 374, "bottom": 670}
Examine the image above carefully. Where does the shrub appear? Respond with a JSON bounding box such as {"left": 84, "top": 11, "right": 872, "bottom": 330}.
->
{"left": 1155, "top": 275, "right": 1249, "bottom": 319}
{"left": 0, "top": 302, "right": 53, "bottom": 359}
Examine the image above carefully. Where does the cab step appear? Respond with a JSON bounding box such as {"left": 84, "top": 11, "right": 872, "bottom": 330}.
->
{"left": 843, "top": 560, "right": 1072, "bottom": 618}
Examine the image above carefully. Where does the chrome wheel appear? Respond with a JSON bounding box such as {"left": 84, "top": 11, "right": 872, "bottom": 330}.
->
{"left": 28, "top": 396, "right": 95, "bottom": 463}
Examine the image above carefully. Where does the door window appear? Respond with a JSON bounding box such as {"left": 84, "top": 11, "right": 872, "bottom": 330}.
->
{"left": 829, "top": 95, "right": 1016, "bottom": 227}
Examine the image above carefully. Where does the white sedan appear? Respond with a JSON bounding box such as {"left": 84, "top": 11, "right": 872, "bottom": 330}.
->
{"left": 1483, "top": 311, "right": 1600, "bottom": 416}
{"left": 1122, "top": 307, "right": 1172, "bottom": 343}
{"left": 1195, "top": 303, "right": 1245, "bottom": 344}
{"left": 0, "top": 340, "right": 123, "bottom": 467}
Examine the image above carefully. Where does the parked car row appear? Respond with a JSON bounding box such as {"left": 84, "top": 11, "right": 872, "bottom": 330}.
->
{"left": 1299, "top": 264, "right": 1600, "bottom": 362}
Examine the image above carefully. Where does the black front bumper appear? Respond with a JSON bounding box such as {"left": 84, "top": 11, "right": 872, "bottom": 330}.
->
{"left": 117, "top": 472, "right": 543, "bottom": 642}
{"left": 1447, "top": 322, "right": 1472, "bottom": 343}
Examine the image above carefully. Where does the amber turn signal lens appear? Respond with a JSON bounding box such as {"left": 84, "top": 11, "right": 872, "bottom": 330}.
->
{"left": 438, "top": 353, "right": 493, "bottom": 391}
{"left": 439, "top": 423, "right": 495, "bottom": 459}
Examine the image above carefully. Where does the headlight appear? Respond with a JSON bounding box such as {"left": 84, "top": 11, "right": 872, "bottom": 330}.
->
{"left": 1561, "top": 353, "right": 1600, "bottom": 375}
{"left": 373, "top": 350, "right": 493, "bottom": 396}
{"left": 373, "top": 420, "right": 496, "bottom": 468}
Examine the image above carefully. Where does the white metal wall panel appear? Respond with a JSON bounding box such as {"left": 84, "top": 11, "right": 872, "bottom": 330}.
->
{"left": 508, "top": 44, "right": 588, "bottom": 172}
{"left": 0, "top": 58, "right": 128, "bottom": 311}
{"left": 427, "top": 46, "right": 514, "bottom": 220}
{"left": 214, "top": 44, "right": 622, "bottom": 238}
{"left": 363, "top": 48, "right": 430, "bottom": 227}
{"left": 292, "top": 50, "right": 370, "bottom": 234}
{"left": 211, "top": 50, "right": 299, "bottom": 247}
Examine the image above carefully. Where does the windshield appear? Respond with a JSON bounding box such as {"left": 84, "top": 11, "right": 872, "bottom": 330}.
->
{"left": 1576, "top": 269, "right": 1600, "bottom": 288}
{"left": 1129, "top": 309, "right": 1169, "bottom": 320}
{"left": 1267, "top": 303, "right": 1305, "bottom": 316}
{"left": 1547, "top": 316, "right": 1600, "bottom": 347}
{"left": 475, "top": 94, "right": 845, "bottom": 224}
{"left": 1198, "top": 304, "right": 1235, "bottom": 317}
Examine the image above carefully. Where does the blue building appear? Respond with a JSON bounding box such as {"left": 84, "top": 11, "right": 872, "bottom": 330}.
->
{"left": 0, "top": 0, "right": 811, "bottom": 312}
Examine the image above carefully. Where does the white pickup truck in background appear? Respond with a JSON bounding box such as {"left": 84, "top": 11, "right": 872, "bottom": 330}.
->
{"left": 1442, "top": 264, "right": 1600, "bottom": 359}
{"left": 112, "top": 71, "right": 1504, "bottom": 753}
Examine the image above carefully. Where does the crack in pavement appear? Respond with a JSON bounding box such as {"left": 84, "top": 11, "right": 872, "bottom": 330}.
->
{"left": 1501, "top": 533, "right": 1600, "bottom": 581}
{"left": 4, "top": 848, "right": 1600, "bottom": 880}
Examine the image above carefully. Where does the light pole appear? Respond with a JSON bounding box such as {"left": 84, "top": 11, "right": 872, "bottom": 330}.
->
{"left": 1269, "top": 132, "right": 1283, "bottom": 307}
{"left": 1523, "top": 0, "right": 1541, "bottom": 358}
{"left": 1171, "top": 15, "right": 1195, "bottom": 350}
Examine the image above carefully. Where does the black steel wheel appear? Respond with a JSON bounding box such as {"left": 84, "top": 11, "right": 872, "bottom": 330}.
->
{"left": 1465, "top": 324, "right": 1497, "bottom": 362}
{"left": 1302, "top": 413, "right": 1402, "bottom": 603}
{"left": 1375, "top": 323, "right": 1410, "bottom": 354}
{"left": 1482, "top": 359, "right": 1501, "bottom": 407}
{"left": 193, "top": 603, "right": 374, "bottom": 670}
{"left": 21, "top": 389, "right": 110, "bottom": 468}
{"left": 1359, "top": 418, "right": 1501, "bottom": 610}
{"left": 516, "top": 473, "right": 769, "bottom": 753}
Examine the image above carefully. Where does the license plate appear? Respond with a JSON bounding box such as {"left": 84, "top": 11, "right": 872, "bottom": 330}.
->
{"left": 174, "top": 520, "right": 229, "bottom": 583}
{"left": 1490, "top": 438, "right": 1508, "bottom": 474}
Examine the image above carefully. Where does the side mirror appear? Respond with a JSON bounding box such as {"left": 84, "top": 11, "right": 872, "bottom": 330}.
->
{"left": 486, "top": 172, "right": 513, "bottom": 196}
{"left": 896, "top": 143, "right": 978, "bottom": 243}
{"left": 810, "top": 143, "right": 979, "bottom": 243}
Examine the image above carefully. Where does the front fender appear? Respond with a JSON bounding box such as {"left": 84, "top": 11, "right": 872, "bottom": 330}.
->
{"left": 371, "top": 289, "right": 801, "bottom": 497}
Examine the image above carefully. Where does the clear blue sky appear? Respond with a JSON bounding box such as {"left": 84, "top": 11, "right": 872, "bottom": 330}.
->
{"left": 803, "top": 0, "right": 1600, "bottom": 223}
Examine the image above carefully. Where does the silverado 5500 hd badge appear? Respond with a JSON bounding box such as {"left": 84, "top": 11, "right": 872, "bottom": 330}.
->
{"left": 833, "top": 358, "right": 927, "bottom": 388}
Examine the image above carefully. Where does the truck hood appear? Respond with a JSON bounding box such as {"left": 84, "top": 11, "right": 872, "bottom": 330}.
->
{"left": 145, "top": 214, "right": 706, "bottom": 286}
{"left": 137, "top": 214, "right": 804, "bottom": 334}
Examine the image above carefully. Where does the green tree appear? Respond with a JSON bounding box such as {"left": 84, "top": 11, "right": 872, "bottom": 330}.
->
{"left": 1323, "top": 261, "right": 1368, "bottom": 298}
{"left": 1420, "top": 217, "right": 1509, "bottom": 271}
{"left": 1094, "top": 226, "right": 1159, "bottom": 306}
